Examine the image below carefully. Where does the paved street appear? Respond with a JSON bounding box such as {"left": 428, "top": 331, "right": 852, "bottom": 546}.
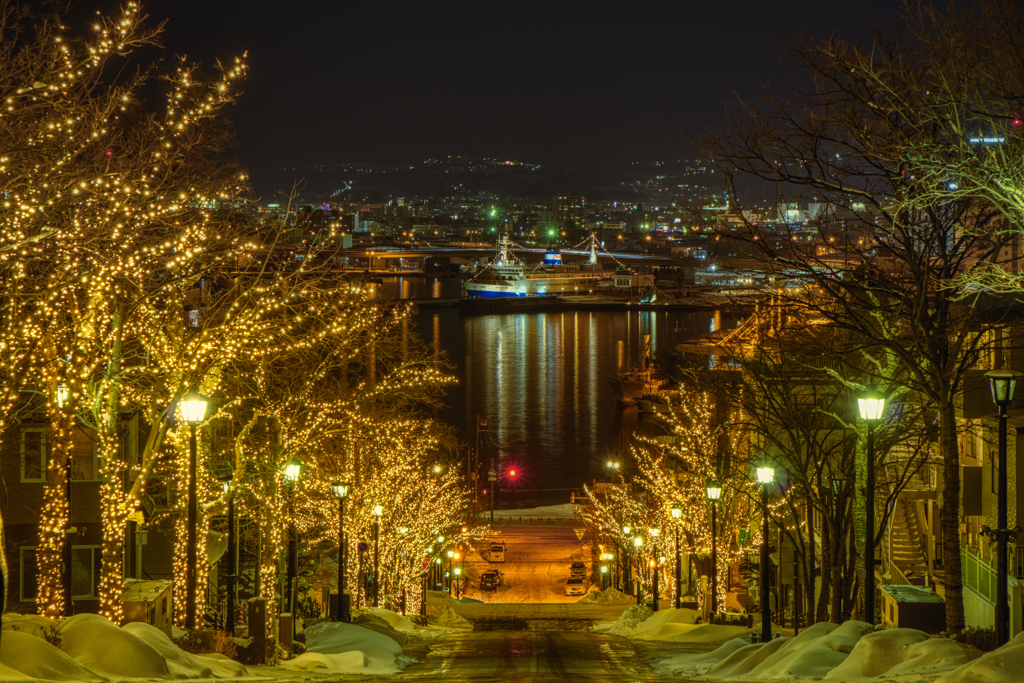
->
{"left": 461, "top": 523, "right": 592, "bottom": 603}
{"left": 400, "top": 630, "right": 676, "bottom": 682}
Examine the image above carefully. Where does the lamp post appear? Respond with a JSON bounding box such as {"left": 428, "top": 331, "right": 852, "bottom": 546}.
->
{"left": 649, "top": 527, "right": 660, "bottom": 611}
{"left": 671, "top": 505, "right": 682, "bottom": 609}
{"left": 219, "top": 472, "right": 236, "bottom": 634}
{"left": 857, "top": 386, "right": 885, "bottom": 625}
{"left": 446, "top": 550, "right": 454, "bottom": 593}
{"left": 372, "top": 505, "right": 383, "bottom": 608}
{"left": 633, "top": 534, "right": 644, "bottom": 605}
{"left": 985, "top": 369, "right": 1022, "bottom": 646}
{"left": 706, "top": 479, "right": 723, "bottom": 615}
{"left": 332, "top": 482, "right": 351, "bottom": 622}
{"left": 282, "top": 458, "right": 301, "bottom": 638}
{"left": 757, "top": 464, "right": 775, "bottom": 643}
{"left": 622, "top": 525, "right": 631, "bottom": 593}
{"left": 180, "top": 389, "right": 208, "bottom": 630}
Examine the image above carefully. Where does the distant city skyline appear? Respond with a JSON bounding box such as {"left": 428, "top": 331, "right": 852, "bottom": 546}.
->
{"left": 142, "top": 0, "right": 909, "bottom": 194}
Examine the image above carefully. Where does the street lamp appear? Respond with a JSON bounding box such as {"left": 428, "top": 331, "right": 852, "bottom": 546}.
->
{"left": 281, "top": 458, "right": 301, "bottom": 640}
{"left": 857, "top": 386, "right": 885, "bottom": 625}
{"left": 372, "top": 505, "right": 383, "bottom": 607}
{"left": 446, "top": 549, "right": 454, "bottom": 593}
{"left": 757, "top": 464, "right": 775, "bottom": 643}
{"left": 671, "top": 505, "right": 682, "bottom": 609}
{"left": 180, "top": 388, "right": 208, "bottom": 630}
{"left": 706, "top": 479, "right": 723, "bottom": 615}
{"left": 219, "top": 470, "right": 236, "bottom": 634}
{"left": 985, "top": 369, "right": 1022, "bottom": 646}
{"left": 332, "top": 482, "right": 351, "bottom": 622}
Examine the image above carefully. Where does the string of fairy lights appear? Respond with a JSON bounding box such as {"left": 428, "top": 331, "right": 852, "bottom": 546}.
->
{"left": 2, "top": 2, "right": 474, "bottom": 633}
{"left": 581, "top": 391, "right": 773, "bottom": 612}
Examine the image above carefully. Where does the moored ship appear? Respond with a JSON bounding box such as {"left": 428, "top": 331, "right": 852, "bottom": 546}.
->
{"left": 463, "top": 235, "right": 605, "bottom": 298}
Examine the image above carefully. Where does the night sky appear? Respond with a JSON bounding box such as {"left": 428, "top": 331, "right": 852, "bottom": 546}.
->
{"left": 133, "top": 1, "right": 905, "bottom": 186}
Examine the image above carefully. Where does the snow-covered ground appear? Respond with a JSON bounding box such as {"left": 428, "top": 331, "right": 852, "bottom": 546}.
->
{"left": 1, "top": 612, "right": 251, "bottom": 681}
{"left": 472, "top": 503, "right": 580, "bottom": 523}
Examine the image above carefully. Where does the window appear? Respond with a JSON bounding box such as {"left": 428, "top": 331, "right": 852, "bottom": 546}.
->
{"left": 70, "top": 546, "right": 101, "bottom": 599}
{"left": 20, "top": 547, "right": 38, "bottom": 601}
{"left": 20, "top": 428, "right": 47, "bottom": 482}
{"left": 70, "top": 429, "right": 98, "bottom": 481}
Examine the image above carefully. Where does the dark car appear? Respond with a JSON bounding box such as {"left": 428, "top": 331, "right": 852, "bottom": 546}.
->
{"left": 570, "top": 562, "right": 587, "bottom": 578}
{"left": 480, "top": 569, "right": 503, "bottom": 591}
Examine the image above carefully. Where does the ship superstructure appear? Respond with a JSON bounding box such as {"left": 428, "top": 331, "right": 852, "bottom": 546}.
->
{"left": 463, "top": 235, "right": 605, "bottom": 298}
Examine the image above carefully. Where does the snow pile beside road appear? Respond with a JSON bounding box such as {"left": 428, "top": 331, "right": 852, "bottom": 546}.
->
{"left": 578, "top": 587, "right": 634, "bottom": 605}
{"left": 430, "top": 604, "right": 473, "bottom": 629}
{"left": 932, "top": 631, "right": 1024, "bottom": 683}
{"left": 284, "top": 621, "right": 410, "bottom": 675}
{"left": 591, "top": 604, "right": 653, "bottom": 636}
{"left": 653, "top": 620, "right": 980, "bottom": 681}
{"left": 824, "top": 625, "right": 977, "bottom": 680}
{"left": 365, "top": 607, "right": 417, "bottom": 633}
{"left": 630, "top": 608, "right": 749, "bottom": 643}
{"left": 1, "top": 612, "right": 253, "bottom": 681}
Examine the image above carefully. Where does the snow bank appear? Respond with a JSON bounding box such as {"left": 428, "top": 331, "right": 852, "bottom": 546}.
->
{"left": 0, "top": 612, "right": 255, "bottom": 681}
{"left": 0, "top": 630, "right": 105, "bottom": 682}
{"left": 430, "top": 604, "right": 472, "bottom": 629}
{"left": 285, "top": 621, "right": 407, "bottom": 675}
{"left": 578, "top": 587, "right": 634, "bottom": 605}
{"left": 825, "top": 626, "right": 978, "bottom": 680}
{"left": 630, "top": 608, "right": 701, "bottom": 639}
{"left": 365, "top": 607, "right": 417, "bottom": 633}
{"left": 654, "top": 620, "right": 978, "bottom": 681}
{"left": 591, "top": 604, "right": 653, "bottom": 636}
{"left": 652, "top": 638, "right": 750, "bottom": 678}
{"left": 935, "top": 631, "right": 1024, "bottom": 683}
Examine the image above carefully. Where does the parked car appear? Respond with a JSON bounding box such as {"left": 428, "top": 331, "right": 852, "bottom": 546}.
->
{"left": 487, "top": 542, "right": 506, "bottom": 562}
{"left": 570, "top": 561, "right": 587, "bottom": 578}
{"left": 480, "top": 569, "right": 503, "bottom": 591}
{"left": 564, "top": 577, "right": 587, "bottom": 596}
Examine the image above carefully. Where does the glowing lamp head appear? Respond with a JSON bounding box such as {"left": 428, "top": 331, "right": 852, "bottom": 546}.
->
{"left": 670, "top": 506, "right": 682, "bottom": 519}
{"left": 281, "top": 458, "right": 302, "bottom": 483}
{"left": 373, "top": 505, "right": 384, "bottom": 517}
{"left": 649, "top": 527, "right": 660, "bottom": 537}
{"left": 756, "top": 465, "right": 774, "bottom": 485}
{"left": 649, "top": 559, "right": 656, "bottom": 568}
{"left": 433, "top": 464, "right": 442, "bottom": 473}
{"left": 179, "top": 389, "right": 209, "bottom": 425}
{"left": 706, "top": 479, "right": 723, "bottom": 501}
{"left": 857, "top": 386, "right": 886, "bottom": 422}
{"left": 509, "top": 470, "right": 516, "bottom": 477}
{"left": 332, "top": 482, "right": 351, "bottom": 499}
{"left": 56, "top": 384, "right": 69, "bottom": 408}
{"left": 446, "top": 550, "right": 454, "bottom": 558}
{"left": 987, "top": 369, "right": 1022, "bottom": 407}
{"left": 454, "top": 567, "right": 461, "bottom": 576}
{"left": 600, "top": 565, "right": 608, "bottom": 573}
{"left": 622, "top": 526, "right": 631, "bottom": 536}
{"left": 633, "top": 535, "right": 643, "bottom": 548}
{"left": 438, "top": 535, "right": 445, "bottom": 543}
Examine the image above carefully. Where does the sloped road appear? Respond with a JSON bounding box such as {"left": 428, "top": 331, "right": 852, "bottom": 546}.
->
{"left": 399, "top": 630, "right": 674, "bottom": 683}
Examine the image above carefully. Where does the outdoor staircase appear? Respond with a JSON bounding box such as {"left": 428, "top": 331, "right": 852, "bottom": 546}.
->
{"left": 889, "top": 499, "right": 928, "bottom": 586}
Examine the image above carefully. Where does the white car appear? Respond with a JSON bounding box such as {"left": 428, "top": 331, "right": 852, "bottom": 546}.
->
{"left": 564, "top": 577, "right": 587, "bottom": 596}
